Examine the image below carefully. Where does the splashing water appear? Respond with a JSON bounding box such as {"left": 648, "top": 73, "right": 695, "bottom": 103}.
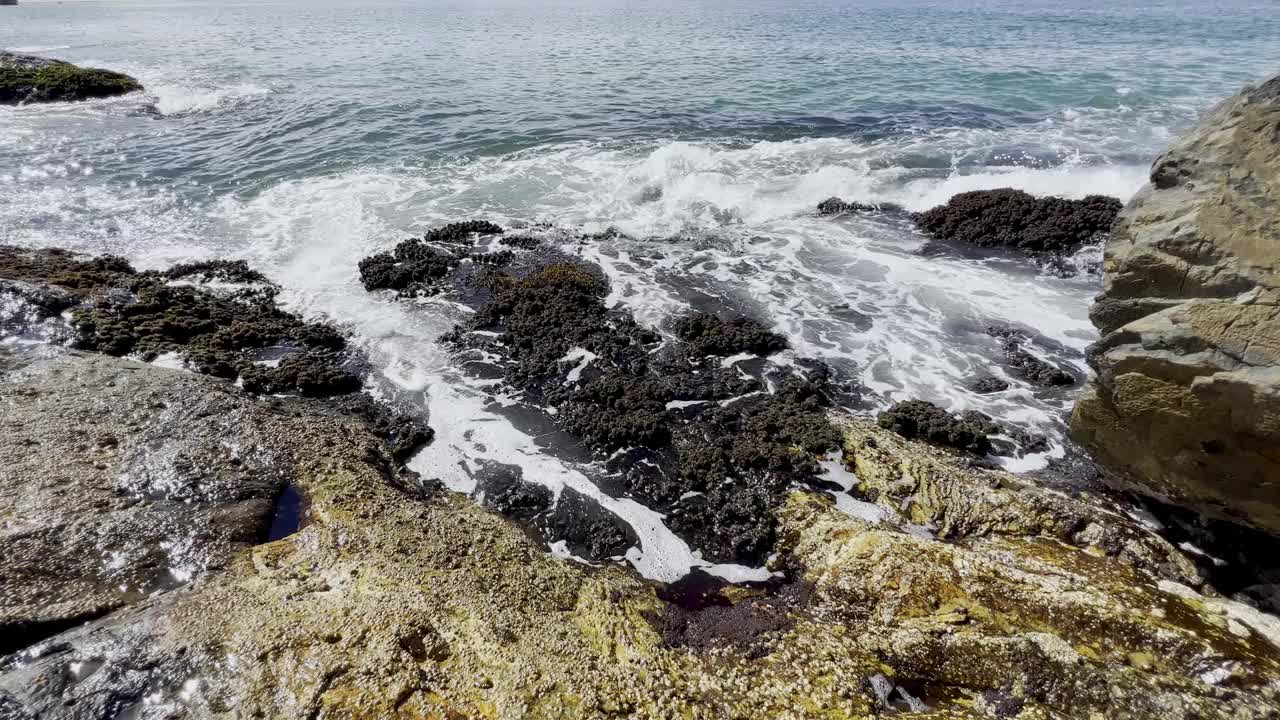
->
{"left": 4, "top": 0, "right": 1278, "bottom": 579}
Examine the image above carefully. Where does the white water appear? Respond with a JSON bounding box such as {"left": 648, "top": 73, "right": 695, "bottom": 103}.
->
{"left": 1, "top": 134, "right": 1150, "bottom": 580}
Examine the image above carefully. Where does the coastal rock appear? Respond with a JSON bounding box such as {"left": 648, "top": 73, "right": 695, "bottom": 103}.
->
{"left": 0, "top": 354, "right": 289, "bottom": 656}
{"left": 0, "top": 246, "right": 431, "bottom": 461}
{"left": 357, "top": 220, "right": 504, "bottom": 296}
{"left": 671, "top": 311, "right": 788, "bottom": 357}
{"left": 1072, "top": 75, "right": 1280, "bottom": 534}
{"left": 967, "top": 374, "right": 1010, "bottom": 394}
{"left": 817, "top": 197, "right": 904, "bottom": 216}
{"left": 778, "top": 492, "right": 1280, "bottom": 720}
{"left": 876, "top": 399, "right": 995, "bottom": 454}
{"left": 987, "top": 325, "right": 1078, "bottom": 387}
{"left": 0, "top": 246, "right": 359, "bottom": 398}
{"left": 913, "top": 188, "right": 1122, "bottom": 254}
{"left": 837, "top": 414, "right": 1201, "bottom": 584}
{"left": 5, "top": 357, "right": 1279, "bottom": 719}
{"left": 0, "top": 51, "right": 142, "bottom": 105}
{"left": 431, "top": 255, "right": 840, "bottom": 565}
{"left": 0, "top": 356, "right": 879, "bottom": 719}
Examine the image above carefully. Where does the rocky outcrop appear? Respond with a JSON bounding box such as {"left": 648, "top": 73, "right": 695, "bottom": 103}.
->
{"left": 1072, "top": 75, "right": 1280, "bottom": 534}
{"left": 0, "top": 246, "right": 360, "bottom": 397}
{"left": 0, "top": 52, "right": 142, "bottom": 105}
{"left": 357, "top": 220, "right": 504, "bottom": 296}
{"left": 369, "top": 231, "right": 842, "bottom": 566}
{"left": 4, "top": 360, "right": 1278, "bottom": 719}
{"left": 913, "top": 189, "right": 1122, "bottom": 254}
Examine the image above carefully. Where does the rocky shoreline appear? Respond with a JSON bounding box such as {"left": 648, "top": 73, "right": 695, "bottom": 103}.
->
{"left": 2, "top": 76, "right": 1280, "bottom": 718}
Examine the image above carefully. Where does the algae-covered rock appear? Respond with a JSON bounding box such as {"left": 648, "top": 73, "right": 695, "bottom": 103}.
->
{"left": 3, "top": 356, "right": 1279, "bottom": 719}
{"left": 913, "top": 189, "right": 1121, "bottom": 254}
{"left": 817, "top": 197, "right": 905, "bottom": 216}
{"left": 0, "top": 245, "right": 359, "bottom": 397}
{"left": 0, "top": 51, "right": 142, "bottom": 105}
{"left": 877, "top": 399, "right": 996, "bottom": 454}
{"left": 671, "top": 311, "right": 788, "bottom": 357}
{"left": 0, "top": 357, "right": 883, "bottom": 719}
{"left": 1072, "top": 74, "right": 1280, "bottom": 534}
{"left": 778, "top": 492, "right": 1280, "bottom": 719}
{"left": 838, "top": 414, "right": 1202, "bottom": 584}
{"left": 357, "top": 220, "right": 504, "bottom": 296}
{"left": 438, "top": 257, "right": 842, "bottom": 565}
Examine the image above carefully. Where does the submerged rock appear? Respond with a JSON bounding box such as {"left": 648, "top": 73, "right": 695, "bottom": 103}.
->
{"left": 913, "top": 188, "right": 1122, "bottom": 253}
{"left": 0, "top": 51, "right": 142, "bottom": 105}
{"left": 987, "top": 325, "right": 1078, "bottom": 387}
{"left": 817, "top": 197, "right": 905, "bottom": 216}
{"left": 357, "top": 220, "right": 504, "bottom": 296}
{"left": 1072, "top": 74, "right": 1280, "bottom": 535}
{"left": 967, "top": 374, "right": 1009, "bottom": 394}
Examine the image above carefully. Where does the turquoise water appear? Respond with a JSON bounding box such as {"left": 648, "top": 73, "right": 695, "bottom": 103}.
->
{"left": 3, "top": 0, "right": 1279, "bottom": 578}
{"left": 4, "top": 0, "right": 1278, "bottom": 190}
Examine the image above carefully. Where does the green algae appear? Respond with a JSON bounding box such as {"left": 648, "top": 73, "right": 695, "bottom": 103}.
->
{"left": 0, "top": 55, "right": 142, "bottom": 105}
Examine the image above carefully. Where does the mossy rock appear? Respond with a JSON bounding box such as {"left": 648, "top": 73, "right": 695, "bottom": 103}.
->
{"left": 0, "top": 52, "right": 142, "bottom": 105}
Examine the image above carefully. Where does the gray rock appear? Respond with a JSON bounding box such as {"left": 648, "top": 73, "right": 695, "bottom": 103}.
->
{"left": 1073, "top": 75, "right": 1280, "bottom": 534}
{"left": 0, "top": 353, "right": 286, "bottom": 656}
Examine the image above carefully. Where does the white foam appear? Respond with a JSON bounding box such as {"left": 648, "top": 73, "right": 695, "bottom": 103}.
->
{"left": 559, "top": 347, "right": 597, "bottom": 384}
{"left": 0, "top": 125, "right": 1158, "bottom": 579}
{"left": 150, "top": 82, "right": 271, "bottom": 116}
{"left": 889, "top": 163, "right": 1148, "bottom": 212}
{"left": 149, "top": 352, "right": 189, "bottom": 372}
{"left": 8, "top": 46, "right": 72, "bottom": 54}
{"left": 819, "top": 458, "right": 889, "bottom": 523}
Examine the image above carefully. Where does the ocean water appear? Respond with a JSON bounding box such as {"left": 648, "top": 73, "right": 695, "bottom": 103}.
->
{"left": 4, "top": 0, "right": 1280, "bottom": 580}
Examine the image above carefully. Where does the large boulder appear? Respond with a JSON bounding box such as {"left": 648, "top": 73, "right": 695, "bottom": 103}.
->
{"left": 1072, "top": 75, "right": 1280, "bottom": 533}
{"left": 0, "top": 51, "right": 142, "bottom": 105}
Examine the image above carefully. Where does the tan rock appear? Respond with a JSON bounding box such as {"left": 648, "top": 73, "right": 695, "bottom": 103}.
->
{"left": 4, "top": 356, "right": 1279, "bottom": 719}
{"left": 1073, "top": 75, "right": 1280, "bottom": 532}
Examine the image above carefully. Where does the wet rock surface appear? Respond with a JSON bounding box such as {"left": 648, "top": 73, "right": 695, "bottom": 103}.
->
{"left": 987, "top": 325, "right": 1078, "bottom": 387}
{"left": 817, "top": 196, "right": 905, "bottom": 216}
{"left": 357, "top": 220, "right": 504, "bottom": 296}
{"left": 355, "top": 227, "right": 846, "bottom": 565}
{"left": 0, "top": 246, "right": 430, "bottom": 462}
{"left": 967, "top": 374, "right": 1010, "bottom": 394}
{"left": 1072, "top": 74, "right": 1280, "bottom": 535}
{"left": 0, "top": 354, "right": 288, "bottom": 656}
{"left": 913, "top": 188, "right": 1122, "bottom": 254}
{"left": 0, "top": 51, "right": 143, "bottom": 105}
{"left": 5, "top": 367, "right": 1278, "bottom": 719}
{"left": 0, "top": 246, "right": 356, "bottom": 397}
{"left": 877, "top": 399, "right": 996, "bottom": 454}
{"left": 671, "top": 311, "right": 788, "bottom": 357}
{"left": 778, "top": 489, "right": 1280, "bottom": 720}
